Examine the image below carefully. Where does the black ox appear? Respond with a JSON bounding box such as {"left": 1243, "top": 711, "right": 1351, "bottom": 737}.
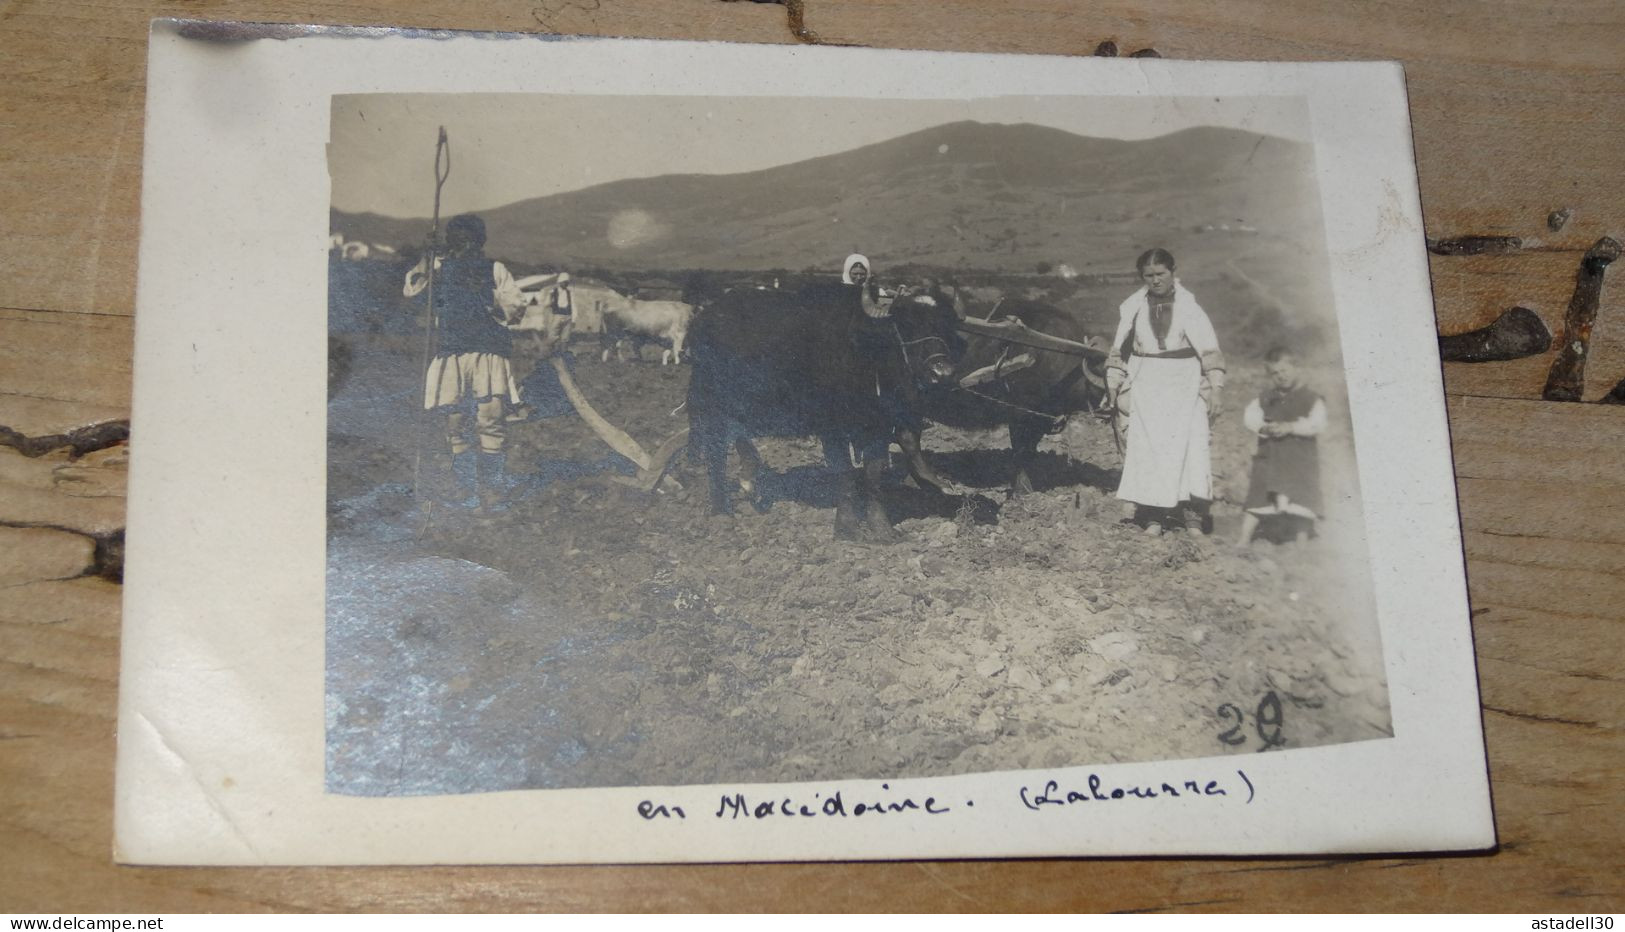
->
{"left": 686, "top": 284, "right": 966, "bottom": 539}
{"left": 900, "top": 298, "right": 1109, "bottom": 496}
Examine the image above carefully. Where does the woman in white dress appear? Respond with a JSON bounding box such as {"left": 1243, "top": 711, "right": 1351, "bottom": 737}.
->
{"left": 1105, "top": 248, "right": 1226, "bottom": 533}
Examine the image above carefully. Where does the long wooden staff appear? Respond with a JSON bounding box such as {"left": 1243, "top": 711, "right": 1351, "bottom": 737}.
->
{"left": 422, "top": 127, "right": 451, "bottom": 378}
{"left": 412, "top": 127, "right": 452, "bottom": 525}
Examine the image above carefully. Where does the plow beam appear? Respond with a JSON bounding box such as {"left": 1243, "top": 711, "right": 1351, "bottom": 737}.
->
{"left": 548, "top": 356, "right": 688, "bottom": 492}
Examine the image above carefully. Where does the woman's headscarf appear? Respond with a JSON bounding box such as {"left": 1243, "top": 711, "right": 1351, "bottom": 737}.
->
{"left": 842, "top": 253, "right": 870, "bottom": 285}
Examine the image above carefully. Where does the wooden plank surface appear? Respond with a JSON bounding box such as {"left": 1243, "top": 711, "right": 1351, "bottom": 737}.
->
{"left": 2, "top": 0, "right": 1622, "bottom": 912}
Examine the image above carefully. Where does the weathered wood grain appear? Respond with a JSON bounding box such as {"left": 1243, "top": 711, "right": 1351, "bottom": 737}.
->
{"left": 0, "top": 311, "right": 133, "bottom": 436}
{"left": 0, "top": 446, "right": 127, "bottom": 536}
{"left": 2, "top": 0, "right": 1622, "bottom": 913}
{"left": 0, "top": 526, "right": 96, "bottom": 586}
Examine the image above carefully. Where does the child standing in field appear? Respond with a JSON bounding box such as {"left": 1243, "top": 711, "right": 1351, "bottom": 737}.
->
{"left": 1238, "top": 346, "right": 1327, "bottom": 546}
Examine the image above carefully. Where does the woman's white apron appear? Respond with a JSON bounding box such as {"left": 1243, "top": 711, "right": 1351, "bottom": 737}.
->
{"left": 1118, "top": 354, "right": 1212, "bottom": 507}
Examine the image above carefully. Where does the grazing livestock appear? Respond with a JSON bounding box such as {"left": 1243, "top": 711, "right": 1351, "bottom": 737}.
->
{"left": 598, "top": 290, "right": 694, "bottom": 365}
{"left": 511, "top": 274, "right": 639, "bottom": 352}
{"left": 902, "top": 298, "right": 1109, "bottom": 495}
{"left": 686, "top": 284, "right": 966, "bottom": 540}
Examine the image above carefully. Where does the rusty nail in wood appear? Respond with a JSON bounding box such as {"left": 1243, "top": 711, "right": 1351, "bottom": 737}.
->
{"left": 0, "top": 420, "right": 130, "bottom": 459}
{"left": 92, "top": 530, "right": 125, "bottom": 583}
{"left": 1438, "top": 306, "right": 1551, "bottom": 363}
{"left": 1427, "top": 235, "right": 1524, "bottom": 256}
{"left": 1547, "top": 208, "right": 1572, "bottom": 232}
{"left": 1542, "top": 236, "right": 1622, "bottom": 402}
{"left": 784, "top": 0, "right": 821, "bottom": 44}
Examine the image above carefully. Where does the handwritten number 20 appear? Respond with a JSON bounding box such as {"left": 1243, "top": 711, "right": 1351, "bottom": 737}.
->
{"left": 1214, "top": 692, "right": 1286, "bottom": 750}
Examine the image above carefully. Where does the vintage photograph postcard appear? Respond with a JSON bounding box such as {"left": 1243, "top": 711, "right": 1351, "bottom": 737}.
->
{"left": 117, "top": 22, "right": 1494, "bottom": 863}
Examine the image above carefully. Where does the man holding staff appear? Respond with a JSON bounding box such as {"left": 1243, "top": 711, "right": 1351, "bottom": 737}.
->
{"left": 403, "top": 212, "right": 528, "bottom": 510}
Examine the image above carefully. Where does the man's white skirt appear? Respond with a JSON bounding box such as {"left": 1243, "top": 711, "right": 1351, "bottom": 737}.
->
{"left": 423, "top": 352, "right": 521, "bottom": 410}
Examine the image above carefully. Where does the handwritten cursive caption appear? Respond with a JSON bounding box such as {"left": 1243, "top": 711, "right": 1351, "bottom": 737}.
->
{"left": 637, "top": 771, "right": 1255, "bottom": 823}
{"left": 637, "top": 783, "right": 957, "bottom": 821}
{"left": 1019, "top": 769, "right": 1255, "bottom": 810}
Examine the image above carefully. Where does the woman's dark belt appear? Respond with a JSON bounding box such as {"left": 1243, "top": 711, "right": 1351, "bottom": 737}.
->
{"left": 1131, "top": 346, "right": 1198, "bottom": 359}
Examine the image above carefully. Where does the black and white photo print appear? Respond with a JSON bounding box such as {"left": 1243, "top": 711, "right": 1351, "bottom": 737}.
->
{"left": 324, "top": 92, "right": 1390, "bottom": 796}
{"left": 117, "top": 27, "right": 1492, "bottom": 863}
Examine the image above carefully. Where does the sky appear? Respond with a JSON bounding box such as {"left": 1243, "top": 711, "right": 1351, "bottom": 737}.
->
{"left": 329, "top": 93, "right": 1310, "bottom": 218}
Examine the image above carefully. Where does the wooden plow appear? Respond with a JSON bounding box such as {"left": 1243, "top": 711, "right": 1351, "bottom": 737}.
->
{"left": 545, "top": 356, "right": 689, "bottom": 492}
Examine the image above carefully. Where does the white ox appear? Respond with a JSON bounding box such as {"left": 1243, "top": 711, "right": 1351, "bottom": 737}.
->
{"left": 512, "top": 275, "right": 691, "bottom": 365}
{"left": 598, "top": 290, "right": 692, "bottom": 366}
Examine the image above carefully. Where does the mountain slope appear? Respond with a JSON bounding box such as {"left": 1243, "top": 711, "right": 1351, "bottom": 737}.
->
{"left": 333, "top": 121, "right": 1324, "bottom": 275}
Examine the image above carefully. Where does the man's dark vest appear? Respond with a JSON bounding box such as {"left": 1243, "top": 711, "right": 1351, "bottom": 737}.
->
{"left": 434, "top": 255, "right": 511, "bottom": 357}
{"left": 550, "top": 284, "right": 573, "bottom": 315}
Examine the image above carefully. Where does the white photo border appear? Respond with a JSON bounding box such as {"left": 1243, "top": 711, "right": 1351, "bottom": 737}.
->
{"left": 117, "top": 22, "right": 1492, "bottom": 864}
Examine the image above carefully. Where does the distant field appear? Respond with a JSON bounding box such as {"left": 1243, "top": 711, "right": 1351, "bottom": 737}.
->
{"left": 330, "top": 244, "right": 1342, "bottom": 369}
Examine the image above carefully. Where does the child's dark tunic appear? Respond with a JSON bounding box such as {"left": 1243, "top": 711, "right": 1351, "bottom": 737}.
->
{"left": 1244, "top": 383, "right": 1324, "bottom": 516}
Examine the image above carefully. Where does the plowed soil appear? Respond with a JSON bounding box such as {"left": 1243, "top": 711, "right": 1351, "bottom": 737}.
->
{"left": 326, "top": 332, "right": 1390, "bottom": 796}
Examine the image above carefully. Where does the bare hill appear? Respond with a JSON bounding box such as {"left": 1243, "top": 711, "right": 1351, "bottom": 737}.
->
{"left": 333, "top": 121, "right": 1325, "bottom": 277}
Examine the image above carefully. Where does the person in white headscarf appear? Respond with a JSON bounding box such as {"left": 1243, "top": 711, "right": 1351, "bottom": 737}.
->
{"left": 842, "top": 253, "right": 889, "bottom": 319}
{"left": 842, "top": 253, "right": 870, "bottom": 286}
{"left": 1105, "top": 247, "right": 1226, "bottom": 533}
